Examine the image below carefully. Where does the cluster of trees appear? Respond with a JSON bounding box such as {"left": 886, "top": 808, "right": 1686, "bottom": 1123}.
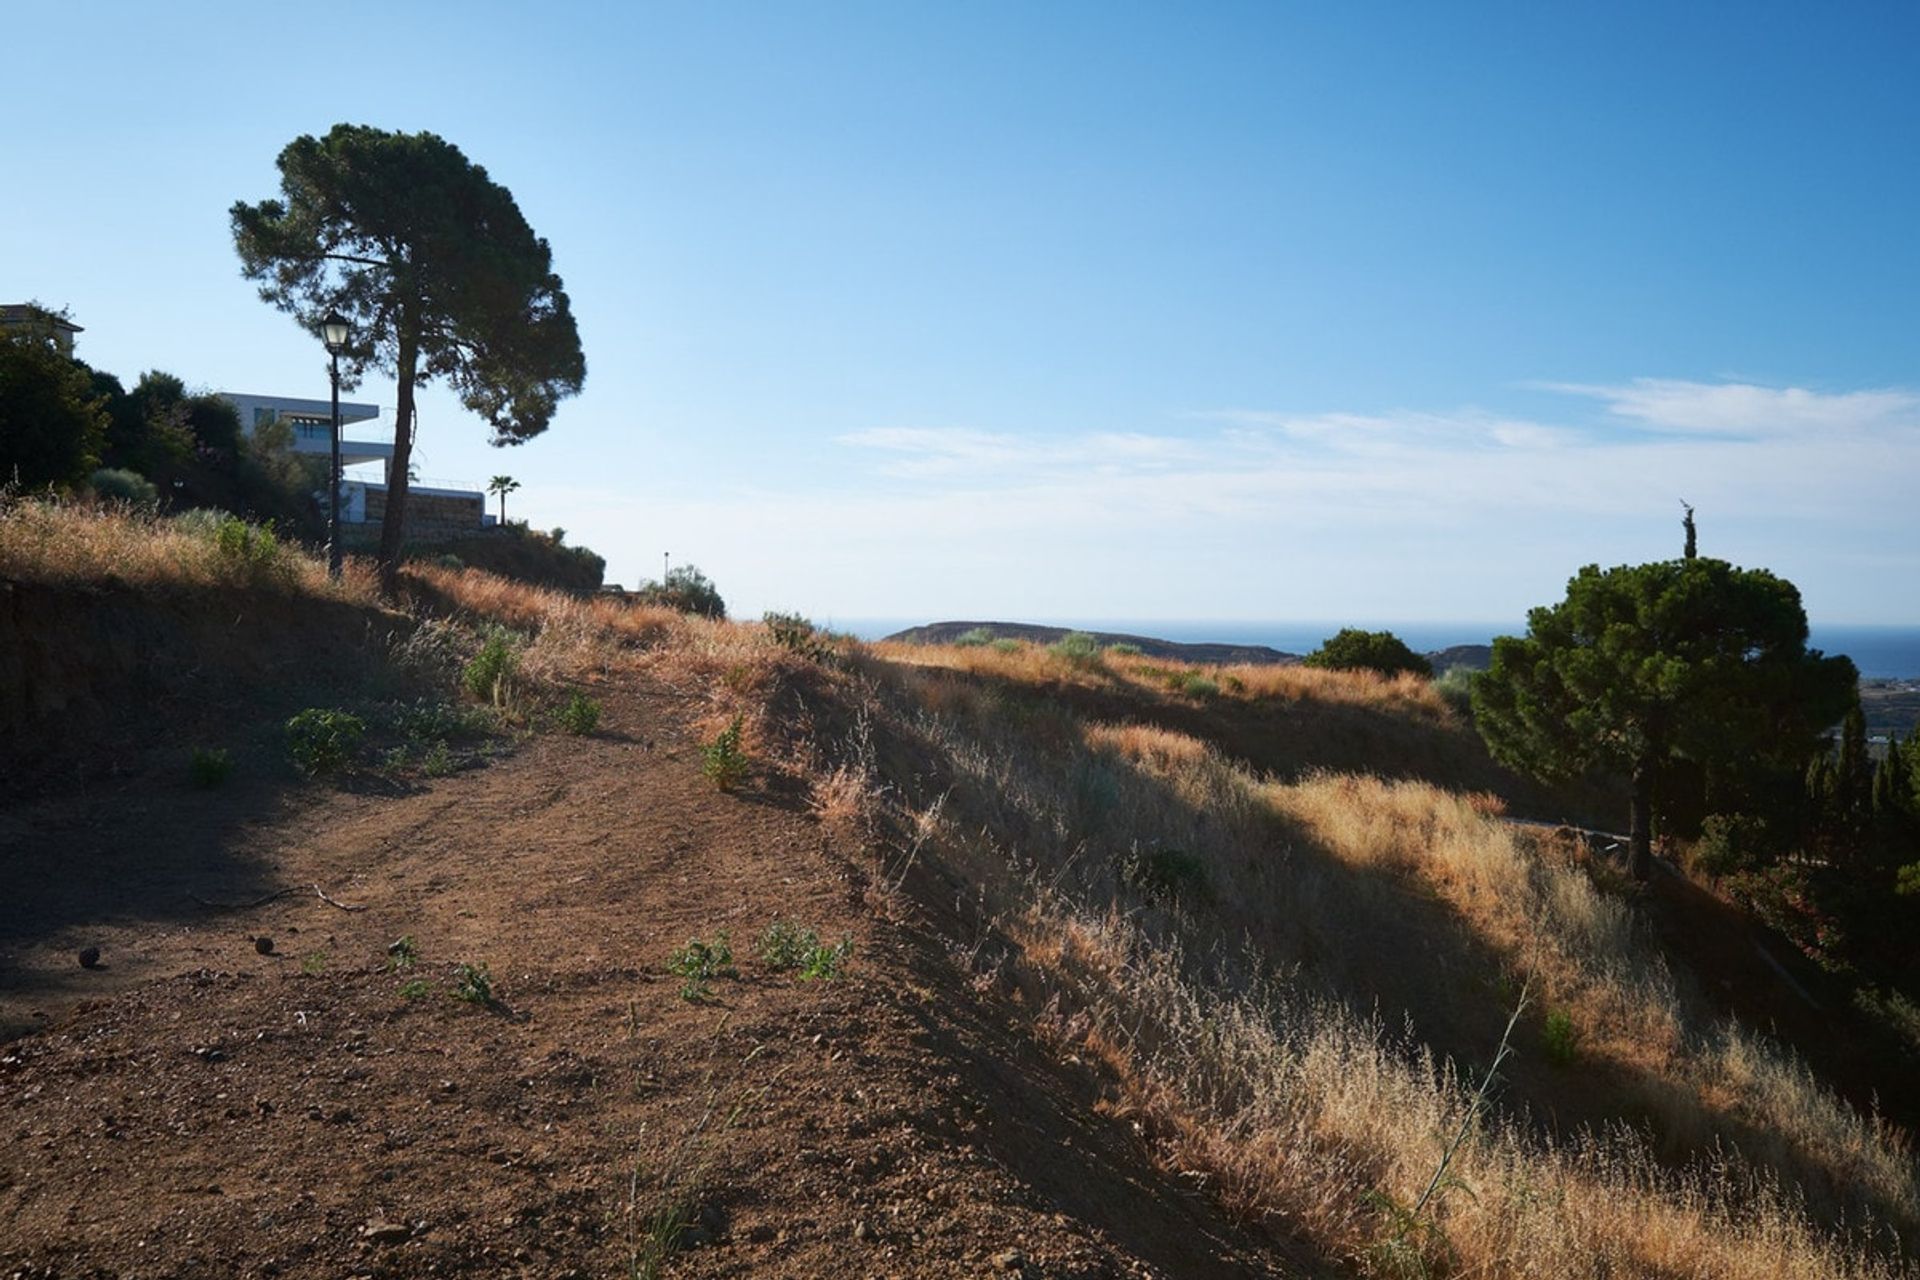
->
{"left": 0, "top": 317, "right": 326, "bottom": 535}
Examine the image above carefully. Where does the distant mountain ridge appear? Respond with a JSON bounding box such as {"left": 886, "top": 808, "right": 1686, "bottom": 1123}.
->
{"left": 884, "top": 622, "right": 1501, "bottom": 672}
{"left": 882, "top": 621, "right": 1299, "bottom": 666}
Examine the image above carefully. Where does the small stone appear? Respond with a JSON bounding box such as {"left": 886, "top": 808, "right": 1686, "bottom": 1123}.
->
{"left": 77, "top": 947, "right": 101, "bottom": 970}
{"left": 363, "top": 1219, "right": 411, "bottom": 1245}
{"left": 255, "top": 936, "right": 275, "bottom": 956}
{"left": 993, "top": 1249, "right": 1028, "bottom": 1272}
{"left": 854, "top": 1220, "right": 875, "bottom": 1243}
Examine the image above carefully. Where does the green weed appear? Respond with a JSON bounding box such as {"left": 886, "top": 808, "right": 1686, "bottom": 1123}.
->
{"left": 667, "top": 934, "right": 736, "bottom": 1002}
{"left": 188, "top": 747, "right": 232, "bottom": 789}
{"left": 559, "top": 690, "right": 603, "bottom": 735}
{"left": 388, "top": 935, "right": 420, "bottom": 971}
{"left": 462, "top": 628, "right": 521, "bottom": 705}
{"left": 286, "top": 708, "right": 364, "bottom": 775}
{"left": 701, "top": 717, "right": 748, "bottom": 791}
{"left": 1542, "top": 1008, "right": 1579, "bottom": 1065}
{"left": 453, "top": 961, "right": 495, "bottom": 1005}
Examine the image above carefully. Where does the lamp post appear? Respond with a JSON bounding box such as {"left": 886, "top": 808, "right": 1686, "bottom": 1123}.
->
{"left": 320, "top": 312, "right": 351, "bottom": 580}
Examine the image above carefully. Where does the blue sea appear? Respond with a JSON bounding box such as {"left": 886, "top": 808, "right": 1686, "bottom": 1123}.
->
{"left": 832, "top": 618, "right": 1920, "bottom": 680}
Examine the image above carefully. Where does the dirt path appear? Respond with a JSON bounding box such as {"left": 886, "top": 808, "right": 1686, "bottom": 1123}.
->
{"left": 0, "top": 677, "right": 1313, "bottom": 1277}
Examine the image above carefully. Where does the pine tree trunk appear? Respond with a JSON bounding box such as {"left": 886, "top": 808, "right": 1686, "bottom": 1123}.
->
{"left": 1629, "top": 758, "right": 1655, "bottom": 882}
{"left": 376, "top": 318, "right": 418, "bottom": 592}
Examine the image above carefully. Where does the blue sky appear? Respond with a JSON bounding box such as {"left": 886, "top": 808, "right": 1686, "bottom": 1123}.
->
{"left": 5, "top": 2, "right": 1917, "bottom": 626}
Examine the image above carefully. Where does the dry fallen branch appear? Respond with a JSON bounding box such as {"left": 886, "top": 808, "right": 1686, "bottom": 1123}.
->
{"left": 190, "top": 883, "right": 368, "bottom": 913}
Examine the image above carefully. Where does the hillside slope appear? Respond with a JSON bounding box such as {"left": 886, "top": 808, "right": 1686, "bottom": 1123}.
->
{"left": 3, "top": 509, "right": 1913, "bottom": 1279}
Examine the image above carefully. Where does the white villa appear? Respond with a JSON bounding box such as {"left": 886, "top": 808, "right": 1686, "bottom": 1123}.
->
{"left": 221, "top": 393, "right": 490, "bottom": 536}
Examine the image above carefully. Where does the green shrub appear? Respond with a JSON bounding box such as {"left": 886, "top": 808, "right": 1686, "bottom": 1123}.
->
{"left": 1048, "top": 631, "right": 1103, "bottom": 668}
{"left": 635, "top": 564, "right": 726, "bottom": 619}
{"left": 764, "top": 611, "right": 830, "bottom": 660}
{"left": 1119, "top": 845, "right": 1208, "bottom": 904}
{"left": 1106, "top": 642, "right": 1142, "bottom": 657}
{"left": 462, "top": 628, "right": 521, "bottom": 705}
{"left": 558, "top": 690, "right": 602, "bottom": 735}
{"left": 1435, "top": 665, "right": 1480, "bottom": 716}
{"left": 188, "top": 747, "right": 232, "bottom": 789}
{"left": 398, "top": 978, "right": 433, "bottom": 1000}
{"left": 1177, "top": 672, "right": 1219, "bottom": 698}
{"left": 954, "top": 627, "right": 994, "bottom": 648}
{"left": 89, "top": 467, "right": 158, "bottom": 506}
{"left": 1542, "top": 1009, "right": 1579, "bottom": 1065}
{"left": 1691, "top": 813, "right": 1777, "bottom": 880}
{"left": 991, "top": 638, "right": 1022, "bottom": 654}
{"left": 421, "top": 741, "right": 456, "bottom": 776}
{"left": 702, "top": 716, "right": 748, "bottom": 791}
{"left": 1302, "top": 628, "right": 1433, "bottom": 679}
{"left": 668, "top": 934, "right": 736, "bottom": 1002}
{"left": 210, "top": 515, "right": 285, "bottom": 580}
{"left": 285, "top": 708, "right": 365, "bottom": 775}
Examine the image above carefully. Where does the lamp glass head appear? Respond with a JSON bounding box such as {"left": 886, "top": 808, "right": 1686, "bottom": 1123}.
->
{"left": 320, "top": 313, "right": 351, "bottom": 352}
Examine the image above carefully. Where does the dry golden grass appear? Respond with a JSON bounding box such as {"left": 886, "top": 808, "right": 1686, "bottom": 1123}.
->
{"left": 871, "top": 638, "right": 1453, "bottom": 721}
{"left": 0, "top": 498, "right": 381, "bottom": 603}
{"left": 848, "top": 643, "right": 1919, "bottom": 1278}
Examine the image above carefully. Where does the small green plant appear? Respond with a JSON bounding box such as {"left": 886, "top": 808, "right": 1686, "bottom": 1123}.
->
{"left": 421, "top": 740, "right": 456, "bottom": 776}
{"left": 756, "top": 919, "right": 814, "bottom": 970}
{"left": 398, "top": 978, "right": 433, "bottom": 1000}
{"left": 954, "top": 626, "right": 994, "bottom": 647}
{"left": 1048, "top": 631, "right": 1104, "bottom": 668}
{"left": 798, "top": 936, "right": 853, "bottom": 981}
{"left": 1106, "top": 641, "right": 1142, "bottom": 657}
{"left": 462, "top": 628, "right": 521, "bottom": 705}
{"left": 285, "top": 708, "right": 365, "bottom": 775}
{"left": 300, "top": 951, "right": 328, "bottom": 975}
{"left": 188, "top": 747, "right": 232, "bottom": 789}
{"left": 388, "top": 935, "right": 420, "bottom": 971}
{"left": 990, "top": 637, "right": 1022, "bottom": 654}
{"left": 667, "top": 934, "right": 736, "bottom": 1002}
{"left": 701, "top": 717, "right": 749, "bottom": 791}
{"left": 1542, "top": 1008, "right": 1579, "bottom": 1065}
{"left": 558, "top": 690, "right": 602, "bottom": 735}
{"left": 453, "top": 961, "right": 495, "bottom": 1005}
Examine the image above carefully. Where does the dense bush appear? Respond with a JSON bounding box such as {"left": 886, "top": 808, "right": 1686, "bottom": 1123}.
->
{"left": 635, "top": 564, "right": 725, "bottom": 618}
{"left": 89, "top": 468, "right": 158, "bottom": 506}
{"left": 1048, "top": 631, "right": 1103, "bottom": 668}
{"left": 286, "top": 708, "right": 365, "bottom": 775}
{"left": 1303, "top": 627, "right": 1433, "bottom": 678}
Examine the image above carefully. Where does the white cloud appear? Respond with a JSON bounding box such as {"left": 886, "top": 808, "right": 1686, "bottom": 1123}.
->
{"left": 1534, "top": 378, "right": 1920, "bottom": 437}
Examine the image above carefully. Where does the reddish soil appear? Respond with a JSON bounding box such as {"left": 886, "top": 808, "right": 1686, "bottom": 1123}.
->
{"left": 0, "top": 678, "right": 1317, "bottom": 1278}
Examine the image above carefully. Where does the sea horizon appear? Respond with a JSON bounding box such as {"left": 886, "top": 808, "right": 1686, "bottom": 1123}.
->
{"left": 828, "top": 617, "right": 1920, "bottom": 680}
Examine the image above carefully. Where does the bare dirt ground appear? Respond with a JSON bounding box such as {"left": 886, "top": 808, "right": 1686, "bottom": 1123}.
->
{"left": 0, "top": 676, "right": 1316, "bottom": 1278}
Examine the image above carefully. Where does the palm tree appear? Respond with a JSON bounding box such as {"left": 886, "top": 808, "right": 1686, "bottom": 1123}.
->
{"left": 487, "top": 475, "right": 520, "bottom": 524}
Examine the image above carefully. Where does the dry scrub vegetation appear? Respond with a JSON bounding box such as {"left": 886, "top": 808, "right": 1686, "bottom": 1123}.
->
{"left": 834, "top": 641, "right": 1919, "bottom": 1278}
{"left": 10, "top": 506, "right": 1913, "bottom": 1276}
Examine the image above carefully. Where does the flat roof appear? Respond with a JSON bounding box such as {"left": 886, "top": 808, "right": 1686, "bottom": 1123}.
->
{"left": 0, "top": 304, "right": 82, "bottom": 333}
{"left": 222, "top": 391, "right": 380, "bottom": 426}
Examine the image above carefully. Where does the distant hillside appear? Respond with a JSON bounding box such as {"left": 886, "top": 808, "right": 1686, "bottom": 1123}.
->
{"left": 883, "top": 621, "right": 1299, "bottom": 666}
{"left": 1429, "top": 643, "right": 1494, "bottom": 671}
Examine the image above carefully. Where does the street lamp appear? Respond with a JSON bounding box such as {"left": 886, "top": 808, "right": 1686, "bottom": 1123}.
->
{"left": 320, "top": 312, "right": 350, "bottom": 579}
